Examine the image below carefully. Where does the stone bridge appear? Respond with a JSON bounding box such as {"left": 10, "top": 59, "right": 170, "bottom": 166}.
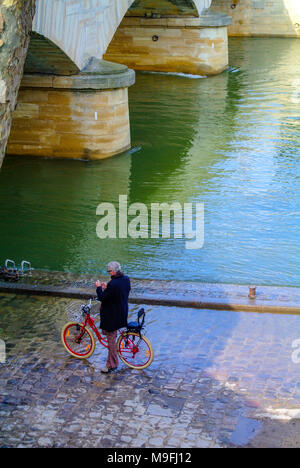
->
{"left": 4, "top": 0, "right": 300, "bottom": 163}
{"left": 30, "top": 0, "right": 216, "bottom": 72}
{"left": 6, "top": 0, "right": 231, "bottom": 161}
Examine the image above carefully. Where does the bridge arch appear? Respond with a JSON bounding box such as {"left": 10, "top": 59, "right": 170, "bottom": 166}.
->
{"left": 31, "top": 0, "right": 213, "bottom": 71}
{"left": 24, "top": 32, "right": 79, "bottom": 75}
{"left": 7, "top": 0, "right": 230, "bottom": 162}
{"left": 126, "top": 0, "right": 211, "bottom": 18}
{"left": 32, "top": 0, "right": 134, "bottom": 70}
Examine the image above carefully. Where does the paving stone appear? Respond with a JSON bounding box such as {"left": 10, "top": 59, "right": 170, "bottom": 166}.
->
{"left": 37, "top": 437, "right": 53, "bottom": 447}
{"left": 0, "top": 293, "right": 299, "bottom": 448}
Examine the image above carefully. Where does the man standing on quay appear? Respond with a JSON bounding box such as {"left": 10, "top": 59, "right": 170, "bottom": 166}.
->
{"left": 96, "top": 262, "right": 131, "bottom": 373}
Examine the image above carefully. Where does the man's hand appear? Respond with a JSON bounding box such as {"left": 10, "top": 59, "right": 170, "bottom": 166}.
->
{"left": 95, "top": 280, "right": 107, "bottom": 290}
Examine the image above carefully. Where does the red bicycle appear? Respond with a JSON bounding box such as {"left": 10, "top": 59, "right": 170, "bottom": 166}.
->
{"left": 61, "top": 300, "right": 154, "bottom": 370}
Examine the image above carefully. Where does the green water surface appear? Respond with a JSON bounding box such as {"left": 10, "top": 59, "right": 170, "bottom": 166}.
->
{"left": 0, "top": 38, "right": 299, "bottom": 286}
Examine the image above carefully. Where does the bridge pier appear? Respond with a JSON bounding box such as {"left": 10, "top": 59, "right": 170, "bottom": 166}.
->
{"left": 6, "top": 60, "right": 135, "bottom": 160}
{"left": 104, "top": 13, "right": 232, "bottom": 76}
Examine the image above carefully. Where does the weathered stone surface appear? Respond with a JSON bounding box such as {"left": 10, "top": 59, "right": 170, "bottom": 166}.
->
{"left": 104, "top": 16, "right": 230, "bottom": 75}
{"left": 0, "top": 0, "right": 36, "bottom": 168}
{"left": 6, "top": 74, "right": 133, "bottom": 160}
{"left": 210, "top": 0, "right": 300, "bottom": 37}
{"left": 0, "top": 79, "right": 7, "bottom": 104}
{"left": 81, "top": 57, "right": 129, "bottom": 76}
{"left": 0, "top": 12, "right": 4, "bottom": 32}
{"left": 53, "top": 70, "right": 135, "bottom": 90}
{"left": 24, "top": 32, "right": 80, "bottom": 76}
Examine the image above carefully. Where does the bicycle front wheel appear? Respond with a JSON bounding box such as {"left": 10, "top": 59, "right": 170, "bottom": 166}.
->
{"left": 117, "top": 332, "right": 154, "bottom": 370}
{"left": 61, "top": 322, "right": 96, "bottom": 359}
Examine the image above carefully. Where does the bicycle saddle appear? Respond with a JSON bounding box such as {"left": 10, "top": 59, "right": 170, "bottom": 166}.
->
{"left": 127, "top": 308, "right": 145, "bottom": 330}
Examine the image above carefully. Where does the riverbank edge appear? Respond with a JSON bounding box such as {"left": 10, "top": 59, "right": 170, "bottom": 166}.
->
{"left": 0, "top": 270, "right": 299, "bottom": 315}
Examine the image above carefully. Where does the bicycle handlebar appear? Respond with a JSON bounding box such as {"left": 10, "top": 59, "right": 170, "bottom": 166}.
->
{"left": 81, "top": 298, "right": 100, "bottom": 315}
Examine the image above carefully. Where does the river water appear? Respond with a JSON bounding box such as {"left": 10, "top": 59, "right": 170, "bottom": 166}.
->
{"left": 0, "top": 38, "right": 299, "bottom": 286}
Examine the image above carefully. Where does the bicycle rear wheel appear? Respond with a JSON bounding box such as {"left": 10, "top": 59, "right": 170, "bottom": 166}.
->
{"left": 117, "top": 332, "right": 154, "bottom": 370}
{"left": 61, "top": 322, "right": 95, "bottom": 359}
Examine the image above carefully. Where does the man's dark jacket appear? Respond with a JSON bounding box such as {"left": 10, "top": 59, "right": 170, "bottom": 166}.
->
{"left": 96, "top": 272, "right": 131, "bottom": 332}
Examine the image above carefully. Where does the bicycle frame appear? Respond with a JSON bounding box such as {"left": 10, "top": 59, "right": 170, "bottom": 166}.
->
{"left": 79, "top": 313, "right": 143, "bottom": 351}
{"left": 80, "top": 313, "right": 108, "bottom": 349}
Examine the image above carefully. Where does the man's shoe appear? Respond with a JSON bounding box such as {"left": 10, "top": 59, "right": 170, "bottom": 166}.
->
{"left": 101, "top": 366, "right": 117, "bottom": 374}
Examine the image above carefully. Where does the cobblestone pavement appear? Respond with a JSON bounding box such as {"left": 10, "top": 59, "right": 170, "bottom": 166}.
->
{"left": 0, "top": 293, "right": 299, "bottom": 448}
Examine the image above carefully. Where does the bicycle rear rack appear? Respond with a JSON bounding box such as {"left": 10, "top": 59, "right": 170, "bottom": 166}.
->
{"left": 0, "top": 259, "right": 33, "bottom": 282}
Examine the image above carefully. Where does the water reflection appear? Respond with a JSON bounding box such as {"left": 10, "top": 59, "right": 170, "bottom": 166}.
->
{"left": 0, "top": 38, "right": 299, "bottom": 285}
